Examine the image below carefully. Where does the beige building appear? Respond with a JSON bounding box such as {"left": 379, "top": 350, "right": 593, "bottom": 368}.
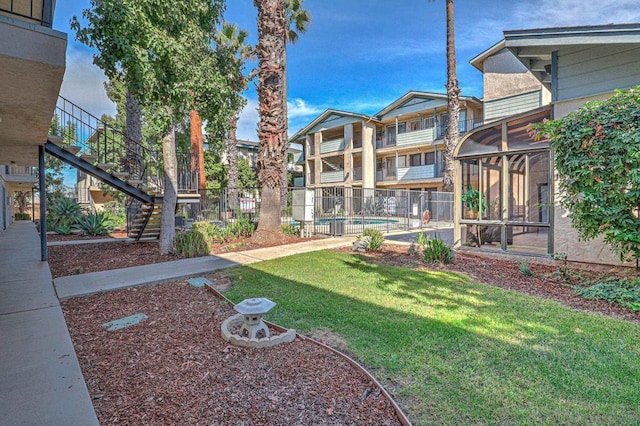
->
{"left": 454, "top": 23, "right": 640, "bottom": 264}
{"left": 0, "top": 0, "right": 66, "bottom": 232}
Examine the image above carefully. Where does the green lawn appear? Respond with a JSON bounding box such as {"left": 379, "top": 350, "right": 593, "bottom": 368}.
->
{"left": 222, "top": 250, "right": 640, "bottom": 425}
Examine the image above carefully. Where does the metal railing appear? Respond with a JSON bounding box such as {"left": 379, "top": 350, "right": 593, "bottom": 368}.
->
{"left": 0, "top": 0, "right": 53, "bottom": 27}
{"left": 191, "top": 186, "right": 453, "bottom": 237}
{"left": 53, "top": 96, "right": 196, "bottom": 194}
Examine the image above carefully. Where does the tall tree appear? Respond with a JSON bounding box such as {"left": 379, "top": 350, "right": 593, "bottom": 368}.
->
{"left": 281, "top": 0, "right": 310, "bottom": 189}
{"left": 72, "top": 0, "right": 237, "bottom": 253}
{"left": 253, "top": 0, "right": 289, "bottom": 242}
{"left": 215, "top": 22, "right": 252, "bottom": 211}
{"left": 429, "top": 0, "right": 460, "bottom": 192}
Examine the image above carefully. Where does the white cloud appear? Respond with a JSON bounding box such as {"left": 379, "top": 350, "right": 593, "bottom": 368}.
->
{"left": 287, "top": 98, "right": 322, "bottom": 118}
{"left": 59, "top": 47, "right": 116, "bottom": 118}
{"left": 236, "top": 98, "right": 259, "bottom": 141}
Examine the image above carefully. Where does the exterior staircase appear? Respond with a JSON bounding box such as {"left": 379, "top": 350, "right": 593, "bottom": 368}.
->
{"left": 45, "top": 96, "right": 198, "bottom": 240}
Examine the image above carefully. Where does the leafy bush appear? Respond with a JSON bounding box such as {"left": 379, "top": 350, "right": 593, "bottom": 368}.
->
{"left": 175, "top": 229, "right": 210, "bottom": 258}
{"left": 282, "top": 223, "right": 299, "bottom": 237}
{"left": 575, "top": 277, "right": 640, "bottom": 312}
{"left": 48, "top": 198, "right": 81, "bottom": 228}
{"left": 55, "top": 224, "right": 73, "bottom": 235}
{"left": 102, "top": 200, "right": 125, "bottom": 228}
{"left": 14, "top": 212, "right": 31, "bottom": 220}
{"left": 363, "top": 228, "right": 384, "bottom": 251}
{"left": 519, "top": 262, "right": 534, "bottom": 277}
{"left": 416, "top": 231, "right": 430, "bottom": 247}
{"left": 229, "top": 215, "right": 256, "bottom": 238}
{"left": 422, "top": 235, "right": 455, "bottom": 264}
{"left": 73, "top": 212, "right": 115, "bottom": 236}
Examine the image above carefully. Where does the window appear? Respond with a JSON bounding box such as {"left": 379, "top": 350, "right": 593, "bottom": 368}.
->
{"left": 410, "top": 154, "right": 422, "bottom": 167}
{"left": 386, "top": 126, "right": 396, "bottom": 144}
{"left": 409, "top": 120, "right": 420, "bottom": 132}
{"left": 398, "top": 122, "right": 407, "bottom": 134}
{"left": 397, "top": 155, "right": 407, "bottom": 168}
{"left": 386, "top": 157, "right": 396, "bottom": 176}
{"left": 425, "top": 152, "right": 435, "bottom": 165}
{"left": 422, "top": 116, "right": 435, "bottom": 129}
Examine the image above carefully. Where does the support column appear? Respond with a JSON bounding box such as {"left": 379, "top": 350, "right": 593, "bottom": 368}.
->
{"left": 39, "top": 145, "right": 47, "bottom": 261}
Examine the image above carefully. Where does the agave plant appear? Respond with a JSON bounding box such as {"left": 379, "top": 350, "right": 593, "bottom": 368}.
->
{"left": 73, "top": 213, "right": 115, "bottom": 236}
{"left": 48, "top": 197, "right": 82, "bottom": 228}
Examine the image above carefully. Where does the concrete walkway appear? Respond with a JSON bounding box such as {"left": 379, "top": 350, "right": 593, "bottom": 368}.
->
{"left": 0, "top": 222, "right": 99, "bottom": 426}
{"left": 55, "top": 236, "right": 356, "bottom": 299}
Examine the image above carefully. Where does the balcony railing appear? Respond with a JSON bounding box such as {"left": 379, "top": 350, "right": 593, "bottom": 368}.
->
{"left": 5, "top": 165, "right": 37, "bottom": 176}
{"left": 320, "top": 137, "right": 345, "bottom": 154}
{"left": 376, "top": 164, "right": 443, "bottom": 183}
{"left": 437, "top": 118, "right": 484, "bottom": 139}
{"left": 0, "top": 0, "right": 53, "bottom": 27}
{"left": 377, "top": 118, "right": 484, "bottom": 148}
{"left": 320, "top": 170, "right": 345, "bottom": 184}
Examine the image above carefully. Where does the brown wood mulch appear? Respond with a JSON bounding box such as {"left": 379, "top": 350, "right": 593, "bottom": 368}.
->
{"left": 353, "top": 245, "right": 640, "bottom": 324}
{"left": 62, "top": 282, "right": 401, "bottom": 426}
{"left": 47, "top": 235, "right": 314, "bottom": 279}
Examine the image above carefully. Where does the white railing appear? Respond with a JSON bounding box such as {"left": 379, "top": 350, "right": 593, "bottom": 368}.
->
{"left": 397, "top": 165, "right": 436, "bottom": 181}
{"left": 397, "top": 128, "right": 435, "bottom": 147}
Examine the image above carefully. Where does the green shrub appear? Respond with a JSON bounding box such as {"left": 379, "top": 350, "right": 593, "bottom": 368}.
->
{"left": 175, "top": 229, "right": 210, "bottom": 258}
{"left": 422, "top": 235, "right": 455, "bottom": 264}
{"left": 519, "top": 262, "right": 534, "bottom": 277}
{"left": 55, "top": 224, "right": 73, "bottom": 235}
{"left": 363, "top": 228, "right": 384, "bottom": 251}
{"left": 73, "top": 212, "right": 115, "bottom": 236}
{"left": 49, "top": 198, "right": 81, "bottom": 228}
{"left": 575, "top": 277, "right": 640, "bottom": 312}
{"left": 229, "top": 215, "right": 256, "bottom": 238}
{"left": 14, "top": 212, "right": 31, "bottom": 220}
{"left": 416, "top": 231, "right": 430, "bottom": 247}
{"left": 102, "top": 200, "right": 125, "bottom": 228}
{"left": 282, "top": 223, "right": 299, "bottom": 237}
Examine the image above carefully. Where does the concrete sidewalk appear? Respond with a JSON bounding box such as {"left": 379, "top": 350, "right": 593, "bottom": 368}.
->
{"left": 0, "top": 222, "right": 99, "bottom": 426}
{"left": 55, "top": 235, "right": 356, "bottom": 299}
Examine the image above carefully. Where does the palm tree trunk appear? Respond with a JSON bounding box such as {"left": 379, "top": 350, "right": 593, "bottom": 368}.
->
{"left": 443, "top": 0, "right": 460, "bottom": 192}
{"left": 160, "top": 122, "right": 177, "bottom": 254}
{"left": 253, "top": 0, "right": 288, "bottom": 242}
{"left": 190, "top": 109, "right": 205, "bottom": 191}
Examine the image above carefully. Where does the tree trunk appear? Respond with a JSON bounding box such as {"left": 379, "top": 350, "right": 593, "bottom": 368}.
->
{"left": 442, "top": 0, "right": 460, "bottom": 193}
{"left": 160, "top": 123, "right": 178, "bottom": 254}
{"left": 190, "top": 109, "right": 204, "bottom": 218}
{"left": 253, "top": 0, "right": 288, "bottom": 243}
{"left": 125, "top": 90, "right": 143, "bottom": 176}
{"left": 226, "top": 113, "right": 239, "bottom": 213}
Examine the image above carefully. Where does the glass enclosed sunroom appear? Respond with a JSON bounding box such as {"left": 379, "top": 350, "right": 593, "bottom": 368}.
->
{"left": 453, "top": 107, "right": 553, "bottom": 255}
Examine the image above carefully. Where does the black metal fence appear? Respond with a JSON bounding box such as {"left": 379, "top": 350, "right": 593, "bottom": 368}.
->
{"left": 183, "top": 186, "right": 453, "bottom": 237}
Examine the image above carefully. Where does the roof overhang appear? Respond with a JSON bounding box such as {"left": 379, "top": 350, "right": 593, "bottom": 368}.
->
{"left": 289, "top": 109, "right": 379, "bottom": 142}
{"left": 374, "top": 90, "right": 482, "bottom": 119}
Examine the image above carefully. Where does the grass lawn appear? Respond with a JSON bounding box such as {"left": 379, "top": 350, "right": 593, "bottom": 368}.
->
{"left": 222, "top": 250, "right": 640, "bottom": 425}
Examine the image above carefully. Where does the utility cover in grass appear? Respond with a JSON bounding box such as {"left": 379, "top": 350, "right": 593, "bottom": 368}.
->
{"left": 103, "top": 313, "right": 148, "bottom": 331}
{"left": 187, "top": 277, "right": 212, "bottom": 288}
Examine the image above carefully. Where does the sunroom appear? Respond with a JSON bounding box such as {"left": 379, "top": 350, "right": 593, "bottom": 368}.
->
{"left": 453, "top": 107, "right": 553, "bottom": 255}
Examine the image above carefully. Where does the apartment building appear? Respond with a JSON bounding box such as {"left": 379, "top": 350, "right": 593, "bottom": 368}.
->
{"left": 290, "top": 92, "right": 482, "bottom": 193}
{"left": 0, "top": 0, "right": 66, "bottom": 231}
{"left": 454, "top": 23, "right": 640, "bottom": 263}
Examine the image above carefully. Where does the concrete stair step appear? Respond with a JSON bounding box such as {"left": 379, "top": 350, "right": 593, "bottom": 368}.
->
{"left": 62, "top": 145, "right": 81, "bottom": 155}
{"left": 96, "top": 163, "right": 115, "bottom": 171}
{"left": 79, "top": 154, "right": 98, "bottom": 163}
{"left": 111, "top": 171, "right": 130, "bottom": 179}
{"left": 48, "top": 135, "right": 64, "bottom": 145}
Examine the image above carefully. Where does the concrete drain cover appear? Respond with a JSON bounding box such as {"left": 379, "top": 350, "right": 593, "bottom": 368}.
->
{"left": 187, "top": 277, "right": 212, "bottom": 288}
{"left": 103, "top": 313, "right": 148, "bottom": 331}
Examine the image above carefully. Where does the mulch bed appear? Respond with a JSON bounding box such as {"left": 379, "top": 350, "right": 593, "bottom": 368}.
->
{"left": 48, "top": 235, "right": 317, "bottom": 279}
{"left": 47, "top": 230, "right": 129, "bottom": 242}
{"left": 352, "top": 244, "right": 640, "bottom": 324}
{"left": 62, "top": 282, "right": 401, "bottom": 425}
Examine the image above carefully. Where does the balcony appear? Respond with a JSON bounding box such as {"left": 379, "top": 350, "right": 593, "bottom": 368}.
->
{"left": 3, "top": 164, "right": 38, "bottom": 190}
{"left": 320, "top": 137, "right": 345, "bottom": 154}
{"left": 397, "top": 128, "right": 435, "bottom": 147}
{"left": 0, "top": 0, "right": 54, "bottom": 27}
{"left": 320, "top": 170, "right": 345, "bottom": 184}
{"left": 0, "top": 4, "right": 66, "bottom": 166}
{"left": 293, "top": 177, "right": 305, "bottom": 187}
{"left": 376, "top": 165, "right": 442, "bottom": 183}
{"left": 436, "top": 118, "right": 484, "bottom": 140}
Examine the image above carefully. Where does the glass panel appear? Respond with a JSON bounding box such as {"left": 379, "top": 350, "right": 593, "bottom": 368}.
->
{"left": 528, "top": 152, "right": 550, "bottom": 223}
{"left": 508, "top": 154, "right": 526, "bottom": 221}
{"left": 507, "top": 110, "right": 550, "bottom": 151}
{"left": 457, "top": 125, "right": 502, "bottom": 157}
{"left": 425, "top": 152, "right": 435, "bottom": 165}
{"left": 397, "top": 156, "right": 407, "bottom": 168}
{"left": 481, "top": 157, "right": 502, "bottom": 220}
{"left": 507, "top": 226, "right": 549, "bottom": 254}
{"left": 461, "top": 158, "right": 480, "bottom": 219}
{"left": 410, "top": 154, "right": 422, "bottom": 167}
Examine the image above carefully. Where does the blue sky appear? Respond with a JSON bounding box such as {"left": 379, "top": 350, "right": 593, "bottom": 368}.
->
{"left": 54, "top": 0, "right": 640, "bottom": 142}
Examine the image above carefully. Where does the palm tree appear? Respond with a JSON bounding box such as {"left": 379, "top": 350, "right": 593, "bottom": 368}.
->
{"left": 442, "top": 0, "right": 459, "bottom": 192}
{"left": 215, "top": 23, "right": 253, "bottom": 213}
{"left": 253, "top": 0, "right": 289, "bottom": 242}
